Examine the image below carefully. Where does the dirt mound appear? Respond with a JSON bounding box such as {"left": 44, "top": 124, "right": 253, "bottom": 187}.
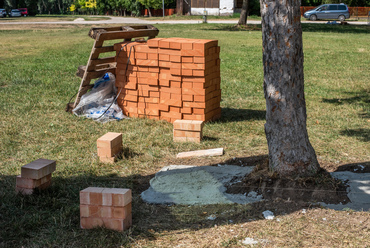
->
{"left": 227, "top": 160, "right": 350, "bottom": 205}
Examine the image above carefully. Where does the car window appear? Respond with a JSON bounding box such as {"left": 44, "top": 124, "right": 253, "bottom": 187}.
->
{"left": 318, "top": 5, "right": 328, "bottom": 11}
{"left": 328, "top": 5, "right": 338, "bottom": 10}
{"left": 338, "top": 5, "right": 347, "bottom": 10}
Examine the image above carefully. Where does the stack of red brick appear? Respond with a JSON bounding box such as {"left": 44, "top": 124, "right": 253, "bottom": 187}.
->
{"left": 80, "top": 187, "right": 132, "bottom": 232}
{"left": 16, "top": 159, "right": 56, "bottom": 195}
{"left": 97, "top": 132, "right": 123, "bottom": 163}
{"left": 114, "top": 37, "right": 221, "bottom": 123}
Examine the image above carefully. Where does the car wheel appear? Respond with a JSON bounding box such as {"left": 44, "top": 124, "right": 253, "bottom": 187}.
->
{"left": 338, "top": 15, "right": 345, "bottom": 22}
{"left": 310, "top": 15, "right": 317, "bottom": 21}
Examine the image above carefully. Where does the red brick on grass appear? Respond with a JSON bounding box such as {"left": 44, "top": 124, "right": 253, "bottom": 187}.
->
{"left": 16, "top": 174, "right": 52, "bottom": 189}
{"left": 80, "top": 217, "right": 104, "bottom": 229}
{"left": 80, "top": 187, "right": 104, "bottom": 205}
{"left": 173, "top": 120, "right": 204, "bottom": 132}
{"left": 16, "top": 180, "right": 52, "bottom": 195}
{"left": 21, "top": 159, "right": 56, "bottom": 180}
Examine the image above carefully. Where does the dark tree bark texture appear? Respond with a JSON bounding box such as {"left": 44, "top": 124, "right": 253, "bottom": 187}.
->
{"left": 260, "top": 0, "right": 320, "bottom": 176}
{"left": 238, "top": 0, "right": 249, "bottom": 25}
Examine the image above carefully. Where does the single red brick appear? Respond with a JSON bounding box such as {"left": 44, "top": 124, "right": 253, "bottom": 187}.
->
{"left": 16, "top": 174, "right": 52, "bottom": 189}
{"left": 159, "top": 53, "right": 170, "bottom": 61}
{"left": 80, "top": 187, "right": 104, "bottom": 205}
{"left": 170, "top": 106, "right": 181, "bottom": 113}
{"left": 170, "top": 55, "right": 181, "bottom": 63}
{"left": 182, "top": 69, "right": 193, "bottom": 76}
{"left": 112, "top": 203, "right": 132, "bottom": 219}
{"left": 158, "top": 103, "right": 169, "bottom": 111}
{"left": 158, "top": 48, "right": 181, "bottom": 56}
{"left": 21, "top": 159, "right": 56, "bottom": 180}
{"left": 99, "top": 157, "right": 116, "bottom": 164}
{"left": 136, "top": 59, "right": 158, "bottom": 67}
{"left": 147, "top": 38, "right": 163, "bottom": 48}
{"left": 148, "top": 53, "right": 159, "bottom": 60}
{"left": 80, "top": 217, "right": 104, "bottom": 229}
{"left": 159, "top": 79, "right": 170, "bottom": 87}
{"left": 100, "top": 188, "right": 132, "bottom": 207}
{"left": 80, "top": 204, "right": 90, "bottom": 218}
{"left": 135, "top": 52, "right": 147, "bottom": 59}
{"left": 181, "top": 107, "right": 192, "bottom": 114}
{"left": 158, "top": 39, "right": 170, "bottom": 48}
{"left": 180, "top": 39, "right": 196, "bottom": 50}
{"left": 182, "top": 56, "right": 193, "bottom": 63}
{"left": 160, "top": 98, "right": 182, "bottom": 107}
{"left": 170, "top": 68, "right": 181, "bottom": 76}
{"left": 170, "top": 81, "right": 181, "bottom": 88}
{"left": 161, "top": 111, "right": 182, "bottom": 119}
{"left": 137, "top": 66, "right": 150, "bottom": 72}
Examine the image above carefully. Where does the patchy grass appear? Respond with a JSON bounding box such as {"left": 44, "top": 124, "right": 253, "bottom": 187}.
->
{"left": 0, "top": 23, "right": 369, "bottom": 247}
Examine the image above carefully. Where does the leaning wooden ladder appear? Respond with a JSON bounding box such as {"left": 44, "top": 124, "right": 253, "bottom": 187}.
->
{"left": 66, "top": 25, "right": 159, "bottom": 112}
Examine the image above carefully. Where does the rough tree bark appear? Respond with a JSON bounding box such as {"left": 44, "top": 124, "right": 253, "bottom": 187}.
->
{"left": 260, "top": 0, "right": 320, "bottom": 177}
{"left": 238, "top": 0, "right": 249, "bottom": 25}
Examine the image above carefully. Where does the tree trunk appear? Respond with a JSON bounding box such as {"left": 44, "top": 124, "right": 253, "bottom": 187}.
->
{"left": 238, "top": 0, "right": 249, "bottom": 25}
{"left": 147, "top": 7, "right": 152, "bottom": 17}
{"left": 260, "top": 0, "right": 320, "bottom": 177}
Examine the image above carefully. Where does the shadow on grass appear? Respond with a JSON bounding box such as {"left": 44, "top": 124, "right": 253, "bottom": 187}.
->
{"left": 340, "top": 128, "right": 370, "bottom": 142}
{"left": 0, "top": 154, "right": 311, "bottom": 247}
{"left": 217, "top": 107, "right": 265, "bottom": 123}
{"left": 301, "top": 23, "right": 370, "bottom": 34}
{"left": 322, "top": 91, "right": 369, "bottom": 121}
{"left": 322, "top": 93, "right": 370, "bottom": 105}
{"left": 334, "top": 161, "right": 370, "bottom": 173}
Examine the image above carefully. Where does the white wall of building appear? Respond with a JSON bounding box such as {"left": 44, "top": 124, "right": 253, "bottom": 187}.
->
{"left": 191, "top": 0, "right": 234, "bottom": 16}
{"left": 191, "top": 7, "right": 220, "bottom": 16}
{"left": 219, "top": 0, "right": 234, "bottom": 15}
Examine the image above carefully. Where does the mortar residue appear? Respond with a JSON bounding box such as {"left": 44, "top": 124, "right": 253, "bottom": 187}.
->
{"left": 141, "top": 165, "right": 262, "bottom": 205}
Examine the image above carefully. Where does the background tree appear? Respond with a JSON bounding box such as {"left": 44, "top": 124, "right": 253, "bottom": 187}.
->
{"left": 238, "top": 0, "right": 249, "bottom": 25}
{"left": 260, "top": 0, "right": 320, "bottom": 177}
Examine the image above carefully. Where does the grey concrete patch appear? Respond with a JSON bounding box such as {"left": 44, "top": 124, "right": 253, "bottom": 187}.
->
{"left": 322, "top": 171, "right": 370, "bottom": 211}
{"left": 141, "top": 165, "right": 262, "bottom": 205}
{"left": 142, "top": 165, "right": 370, "bottom": 211}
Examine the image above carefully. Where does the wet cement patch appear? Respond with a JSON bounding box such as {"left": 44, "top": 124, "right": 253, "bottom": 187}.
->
{"left": 322, "top": 171, "right": 370, "bottom": 211}
{"left": 141, "top": 165, "right": 262, "bottom": 205}
{"left": 141, "top": 165, "right": 370, "bottom": 211}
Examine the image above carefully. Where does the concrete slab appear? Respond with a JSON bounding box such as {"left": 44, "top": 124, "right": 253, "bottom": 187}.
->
{"left": 142, "top": 166, "right": 370, "bottom": 211}
{"left": 322, "top": 171, "right": 370, "bottom": 211}
{"left": 141, "top": 165, "right": 262, "bottom": 205}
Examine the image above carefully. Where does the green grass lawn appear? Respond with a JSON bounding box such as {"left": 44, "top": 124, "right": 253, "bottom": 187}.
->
{"left": 0, "top": 23, "right": 369, "bottom": 247}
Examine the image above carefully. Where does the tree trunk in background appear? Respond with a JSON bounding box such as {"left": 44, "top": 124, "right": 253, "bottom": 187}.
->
{"left": 238, "top": 0, "right": 249, "bottom": 25}
{"left": 260, "top": 0, "right": 320, "bottom": 177}
{"left": 147, "top": 7, "right": 152, "bottom": 17}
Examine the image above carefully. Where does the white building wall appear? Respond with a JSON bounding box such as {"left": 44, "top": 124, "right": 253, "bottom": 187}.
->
{"left": 219, "top": 0, "right": 234, "bottom": 15}
{"left": 191, "top": 7, "right": 220, "bottom": 16}
{"left": 190, "top": 0, "right": 234, "bottom": 16}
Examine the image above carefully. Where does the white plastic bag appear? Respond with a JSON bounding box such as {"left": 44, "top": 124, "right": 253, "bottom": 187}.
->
{"left": 73, "top": 73, "right": 127, "bottom": 123}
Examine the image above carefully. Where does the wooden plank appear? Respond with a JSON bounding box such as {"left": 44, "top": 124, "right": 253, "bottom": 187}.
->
{"left": 97, "top": 29, "right": 159, "bottom": 42}
{"left": 90, "top": 46, "right": 115, "bottom": 59}
{"left": 86, "top": 68, "right": 116, "bottom": 80}
{"left": 176, "top": 148, "right": 224, "bottom": 158}
{"left": 88, "top": 56, "right": 116, "bottom": 69}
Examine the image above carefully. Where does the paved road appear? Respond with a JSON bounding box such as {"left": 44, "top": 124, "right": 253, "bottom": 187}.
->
{"left": 0, "top": 16, "right": 368, "bottom": 25}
